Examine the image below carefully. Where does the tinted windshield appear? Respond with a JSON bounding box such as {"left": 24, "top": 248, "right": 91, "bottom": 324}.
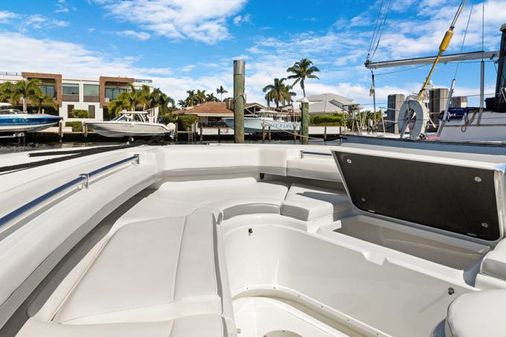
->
{"left": 0, "top": 109, "right": 22, "bottom": 115}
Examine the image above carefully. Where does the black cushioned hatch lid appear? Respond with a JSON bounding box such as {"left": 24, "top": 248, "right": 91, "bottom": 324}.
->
{"left": 333, "top": 150, "right": 502, "bottom": 241}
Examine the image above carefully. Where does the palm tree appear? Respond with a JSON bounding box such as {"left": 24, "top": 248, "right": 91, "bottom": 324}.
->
{"left": 0, "top": 82, "right": 20, "bottom": 105}
{"left": 216, "top": 85, "right": 228, "bottom": 101}
{"left": 195, "top": 90, "right": 206, "bottom": 104}
{"left": 262, "top": 78, "right": 293, "bottom": 109}
{"left": 33, "top": 91, "right": 56, "bottom": 114}
{"left": 14, "top": 79, "right": 43, "bottom": 113}
{"left": 286, "top": 58, "right": 320, "bottom": 97}
{"left": 185, "top": 90, "right": 196, "bottom": 106}
{"left": 206, "top": 93, "right": 219, "bottom": 102}
{"left": 178, "top": 99, "right": 187, "bottom": 108}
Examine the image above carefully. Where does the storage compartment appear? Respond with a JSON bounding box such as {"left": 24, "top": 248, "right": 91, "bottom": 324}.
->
{"left": 335, "top": 215, "right": 488, "bottom": 270}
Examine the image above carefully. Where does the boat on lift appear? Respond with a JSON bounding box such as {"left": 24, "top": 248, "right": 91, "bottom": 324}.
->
{"left": 85, "top": 108, "right": 175, "bottom": 138}
{"left": 0, "top": 103, "right": 62, "bottom": 134}
{"left": 222, "top": 115, "right": 300, "bottom": 134}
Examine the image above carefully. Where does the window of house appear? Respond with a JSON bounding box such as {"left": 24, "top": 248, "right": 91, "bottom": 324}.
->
{"left": 63, "top": 84, "right": 80, "bottom": 96}
{"left": 68, "top": 105, "right": 74, "bottom": 114}
{"left": 105, "top": 86, "right": 129, "bottom": 100}
{"left": 84, "top": 84, "right": 99, "bottom": 97}
{"left": 40, "top": 85, "right": 56, "bottom": 98}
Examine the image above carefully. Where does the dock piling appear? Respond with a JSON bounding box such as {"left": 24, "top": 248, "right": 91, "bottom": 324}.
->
{"left": 233, "top": 59, "right": 245, "bottom": 143}
{"left": 301, "top": 98, "right": 309, "bottom": 144}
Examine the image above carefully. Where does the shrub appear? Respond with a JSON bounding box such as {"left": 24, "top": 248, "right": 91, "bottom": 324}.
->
{"left": 68, "top": 109, "right": 89, "bottom": 118}
{"left": 310, "top": 113, "right": 347, "bottom": 126}
{"left": 177, "top": 115, "right": 199, "bottom": 131}
{"left": 65, "top": 121, "right": 83, "bottom": 132}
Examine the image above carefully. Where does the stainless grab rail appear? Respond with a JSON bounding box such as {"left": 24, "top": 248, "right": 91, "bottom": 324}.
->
{"left": 300, "top": 150, "right": 332, "bottom": 158}
{"left": 0, "top": 154, "right": 140, "bottom": 230}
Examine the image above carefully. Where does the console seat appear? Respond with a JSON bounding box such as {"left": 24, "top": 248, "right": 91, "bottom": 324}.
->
{"left": 281, "top": 185, "right": 352, "bottom": 231}
{"left": 16, "top": 211, "right": 234, "bottom": 337}
{"left": 116, "top": 177, "right": 289, "bottom": 226}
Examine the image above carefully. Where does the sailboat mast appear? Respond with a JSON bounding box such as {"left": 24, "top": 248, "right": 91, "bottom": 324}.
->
{"left": 416, "top": 0, "right": 467, "bottom": 101}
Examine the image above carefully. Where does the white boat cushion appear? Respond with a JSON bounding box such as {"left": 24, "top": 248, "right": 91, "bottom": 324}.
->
{"left": 15, "top": 210, "right": 234, "bottom": 337}
{"left": 116, "top": 178, "right": 288, "bottom": 225}
{"left": 480, "top": 239, "right": 506, "bottom": 280}
{"left": 17, "top": 314, "right": 227, "bottom": 337}
{"left": 281, "top": 185, "right": 352, "bottom": 221}
{"left": 445, "top": 290, "right": 506, "bottom": 337}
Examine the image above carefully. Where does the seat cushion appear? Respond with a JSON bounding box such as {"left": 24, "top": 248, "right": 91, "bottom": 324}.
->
{"left": 480, "top": 239, "right": 506, "bottom": 280}
{"left": 281, "top": 185, "right": 351, "bottom": 222}
{"left": 17, "top": 314, "right": 227, "bottom": 337}
{"left": 445, "top": 290, "right": 506, "bottom": 337}
{"left": 48, "top": 212, "right": 223, "bottom": 325}
{"left": 117, "top": 178, "right": 288, "bottom": 226}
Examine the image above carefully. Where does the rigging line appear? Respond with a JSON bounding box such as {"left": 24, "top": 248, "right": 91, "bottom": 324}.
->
{"left": 482, "top": 0, "right": 485, "bottom": 53}
{"left": 452, "top": 3, "right": 474, "bottom": 79}
{"left": 367, "top": 0, "right": 385, "bottom": 56}
{"left": 366, "top": 0, "right": 388, "bottom": 62}
{"left": 375, "top": 64, "right": 429, "bottom": 76}
{"left": 371, "top": 0, "right": 392, "bottom": 61}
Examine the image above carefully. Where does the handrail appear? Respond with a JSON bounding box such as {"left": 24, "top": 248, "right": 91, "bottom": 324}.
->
{"left": 0, "top": 154, "right": 140, "bottom": 232}
{"left": 300, "top": 150, "right": 332, "bottom": 158}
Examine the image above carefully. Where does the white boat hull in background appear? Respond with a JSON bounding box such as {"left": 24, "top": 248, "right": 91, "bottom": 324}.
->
{"left": 86, "top": 121, "right": 174, "bottom": 137}
{"left": 437, "top": 111, "right": 506, "bottom": 142}
{"left": 222, "top": 117, "right": 300, "bottom": 133}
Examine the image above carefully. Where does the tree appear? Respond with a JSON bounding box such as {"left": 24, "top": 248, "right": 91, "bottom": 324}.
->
{"left": 33, "top": 91, "right": 56, "bottom": 114}
{"left": 286, "top": 58, "right": 320, "bottom": 97}
{"left": 262, "top": 78, "right": 294, "bottom": 109}
{"left": 14, "top": 79, "right": 43, "bottom": 113}
{"left": 205, "top": 93, "right": 219, "bottom": 102}
{"left": 216, "top": 85, "right": 228, "bottom": 101}
{"left": 0, "top": 82, "right": 20, "bottom": 105}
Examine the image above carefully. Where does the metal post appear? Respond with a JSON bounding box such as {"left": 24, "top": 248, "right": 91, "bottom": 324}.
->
{"left": 233, "top": 59, "right": 245, "bottom": 143}
{"left": 293, "top": 125, "right": 297, "bottom": 141}
{"left": 84, "top": 123, "right": 88, "bottom": 139}
{"left": 268, "top": 126, "right": 271, "bottom": 142}
{"left": 199, "top": 123, "right": 203, "bottom": 143}
{"left": 324, "top": 125, "right": 327, "bottom": 140}
{"left": 262, "top": 124, "right": 266, "bottom": 143}
{"left": 478, "top": 59, "right": 485, "bottom": 124}
{"left": 218, "top": 127, "right": 221, "bottom": 143}
{"left": 301, "top": 98, "right": 309, "bottom": 144}
{"left": 58, "top": 120, "right": 63, "bottom": 142}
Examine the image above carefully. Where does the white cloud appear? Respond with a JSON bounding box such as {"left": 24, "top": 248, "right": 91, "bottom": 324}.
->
{"left": 117, "top": 30, "right": 151, "bottom": 41}
{"left": 233, "top": 14, "right": 250, "bottom": 26}
{"left": 0, "top": 10, "right": 16, "bottom": 23}
{"left": 94, "top": 0, "right": 247, "bottom": 44}
{"left": 20, "top": 14, "right": 70, "bottom": 30}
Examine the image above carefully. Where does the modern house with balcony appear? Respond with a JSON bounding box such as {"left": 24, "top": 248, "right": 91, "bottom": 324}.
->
{"left": 0, "top": 72, "right": 152, "bottom": 121}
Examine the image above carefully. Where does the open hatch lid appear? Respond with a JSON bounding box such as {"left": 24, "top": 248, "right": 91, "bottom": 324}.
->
{"left": 332, "top": 147, "right": 506, "bottom": 241}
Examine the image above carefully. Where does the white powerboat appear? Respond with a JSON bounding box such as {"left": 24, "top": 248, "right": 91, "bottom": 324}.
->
{"left": 222, "top": 115, "right": 300, "bottom": 133}
{"left": 1, "top": 142, "right": 506, "bottom": 337}
{"left": 0, "top": 103, "right": 62, "bottom": 133}
{"left": 86, "top": 109, "right": 175, "bottom": 138}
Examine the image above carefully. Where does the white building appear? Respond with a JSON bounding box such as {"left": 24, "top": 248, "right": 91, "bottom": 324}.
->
{"left": 293, "top": 93, "right": 357, "bottom": 114}
{"left": 0, "top": 72, "right": 152, "bottom": 121}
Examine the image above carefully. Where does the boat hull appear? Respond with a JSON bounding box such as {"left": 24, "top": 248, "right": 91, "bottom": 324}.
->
{"left": 86, "top": 121, "right": 172, "bottom": 138}
{"left": 222, "top": 117, "right": 300, "bottom": 134}
{"left": 0, "top": 115, "right": 62, "bottom": 133}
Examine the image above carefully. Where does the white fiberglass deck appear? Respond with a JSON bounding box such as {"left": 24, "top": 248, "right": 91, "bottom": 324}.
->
{"left": 0, "top": 144, "right": 505, "bottom": 337}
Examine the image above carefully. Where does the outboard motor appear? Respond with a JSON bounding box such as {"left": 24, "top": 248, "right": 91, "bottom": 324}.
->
{"left": 493, "top": 23, "right": 506, "bottom": 112}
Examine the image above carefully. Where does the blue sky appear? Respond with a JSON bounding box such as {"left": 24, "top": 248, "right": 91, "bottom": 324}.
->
{"left": 0, "top": 0, "right": 505, "bottom": 108}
